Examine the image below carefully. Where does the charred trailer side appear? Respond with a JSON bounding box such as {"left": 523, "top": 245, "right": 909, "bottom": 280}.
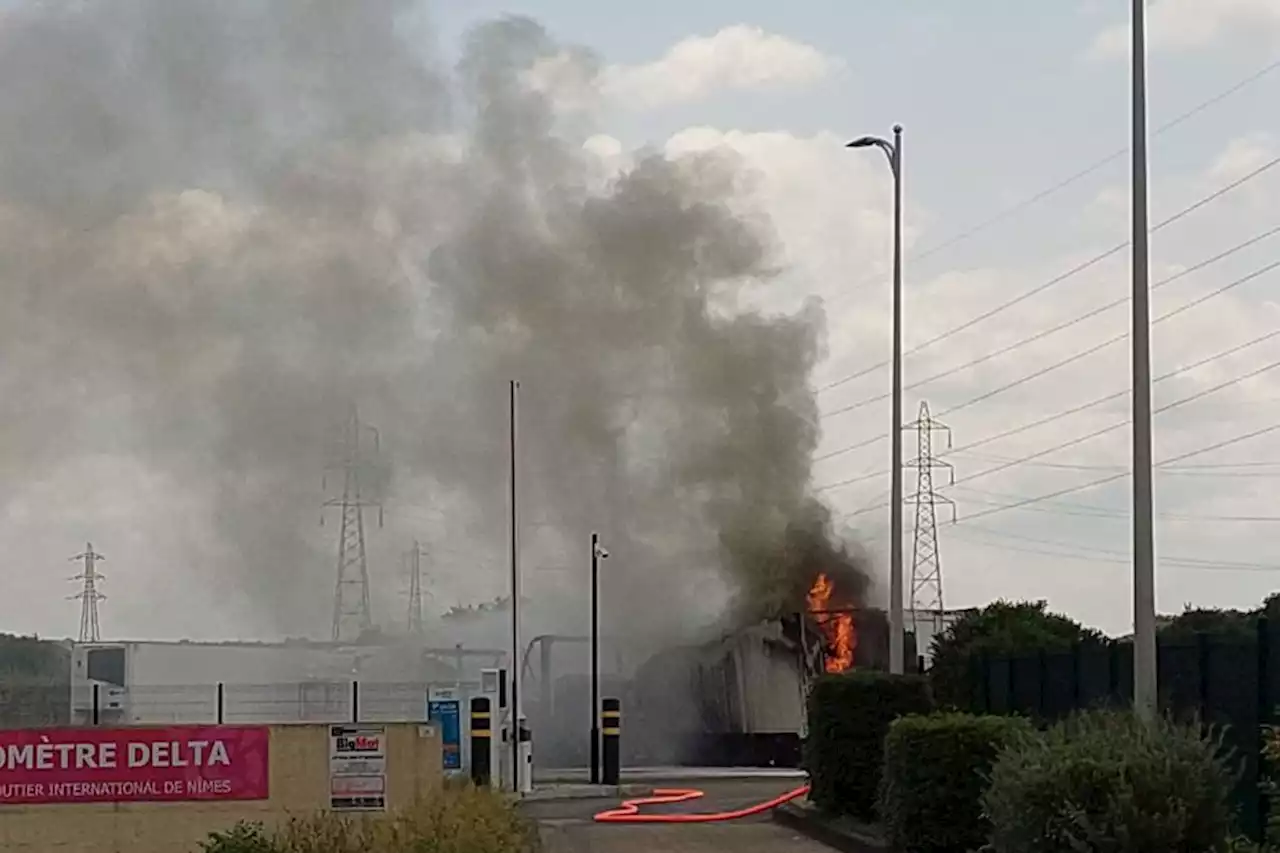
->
{"left": 628, "top": 609, "right": 920, "bottom": 768}
{"left": 629, "top": 622, "right": 807, "bottom": 768}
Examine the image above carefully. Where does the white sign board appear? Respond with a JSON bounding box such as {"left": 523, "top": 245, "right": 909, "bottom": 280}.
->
{"left": 328, "top": 724, "right": 386, "bottom": 812}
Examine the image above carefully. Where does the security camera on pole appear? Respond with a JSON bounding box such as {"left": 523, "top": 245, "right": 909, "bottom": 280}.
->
{"left": 589, "top": 532, "right": 608, "bottom": 784}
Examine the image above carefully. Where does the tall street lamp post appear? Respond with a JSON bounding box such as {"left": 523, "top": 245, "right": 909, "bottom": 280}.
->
{"left": 847, "top": 125, "right": 905, "bottom": 675}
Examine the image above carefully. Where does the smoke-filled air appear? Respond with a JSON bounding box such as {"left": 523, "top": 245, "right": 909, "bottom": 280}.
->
{"left": 0, "top": 0, "right": 874, "bottom": 650}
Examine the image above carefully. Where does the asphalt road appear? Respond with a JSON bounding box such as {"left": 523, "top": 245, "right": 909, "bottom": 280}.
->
{"left": 522, "top": 778, "right": 833, "bottom": 853}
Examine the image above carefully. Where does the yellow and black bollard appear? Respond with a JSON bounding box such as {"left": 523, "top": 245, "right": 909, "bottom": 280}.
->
{"left": 601, "top": 697, "right": 621, "bottom": 785}
{"left": 470, "top": 696, "right": 491, "bottom": 787}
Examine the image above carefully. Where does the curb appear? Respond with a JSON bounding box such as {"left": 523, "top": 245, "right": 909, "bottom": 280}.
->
{"left": 772, "top": 801, "right": 890, "bottom": 853}
{"left": 518, "top": 783, "right": 651, "bottom": 803}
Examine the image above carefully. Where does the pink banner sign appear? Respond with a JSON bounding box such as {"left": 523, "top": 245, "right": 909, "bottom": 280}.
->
{"left": 0, "top": 725, "right": 269, "bottom": 805}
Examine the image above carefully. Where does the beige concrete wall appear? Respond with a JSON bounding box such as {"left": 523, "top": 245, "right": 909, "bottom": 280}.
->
{"left": 0, "top": 723, "right": 443, "bottom": 853}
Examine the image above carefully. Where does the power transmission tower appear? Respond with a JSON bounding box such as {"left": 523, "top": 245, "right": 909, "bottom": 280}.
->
{"left": 69, "top": 543, "right": 106, "bottom": 643}
{"left": 322, "top": 406, "right": 384, "bottom": 643}
{"left": 406, "top": 540, "right": 428, "bottom": 635}
{"left": 904, "top": 401, "right": 955, "bottom": 640}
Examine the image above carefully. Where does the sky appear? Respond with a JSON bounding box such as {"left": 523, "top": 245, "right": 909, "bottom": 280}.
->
{"left": 3, "top": 0, "right": 1280, "bottom": 642}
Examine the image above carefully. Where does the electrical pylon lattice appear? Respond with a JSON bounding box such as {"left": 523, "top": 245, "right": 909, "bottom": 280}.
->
{"left": 323, "top": 406, "right": 383, "bottom": 642}
{"left": 406, "top": 540, "right": 427, "bottom": 635}
{"left": 69, "top": 543, "right": 106, "bottom": 643}
{"left": 904, "top": 401, "right": 955, "bottom": 639}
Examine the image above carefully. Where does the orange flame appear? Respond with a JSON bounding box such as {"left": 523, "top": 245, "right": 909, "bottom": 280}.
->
{"left": 806, "top": 572, "right": 856, "bottom": 673}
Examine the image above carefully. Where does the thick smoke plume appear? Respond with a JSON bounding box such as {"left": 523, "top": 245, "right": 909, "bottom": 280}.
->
{"left": 0, "top": 1, "right": 872, "bottom": 645}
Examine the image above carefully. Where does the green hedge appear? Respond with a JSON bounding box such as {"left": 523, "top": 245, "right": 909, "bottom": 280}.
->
{"left": 879, "top": 712, "right": 1032, "bottom": 853}
{"left": 983, "top": 709, "right": 1239, "bottom": 853}
{"left": 804, "top": 670, "right": 932, "bottom": 819}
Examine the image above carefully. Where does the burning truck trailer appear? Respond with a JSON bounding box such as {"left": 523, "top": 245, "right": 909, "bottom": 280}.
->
{"left": 624, "top": 572, "right": 917, "bottom": 769}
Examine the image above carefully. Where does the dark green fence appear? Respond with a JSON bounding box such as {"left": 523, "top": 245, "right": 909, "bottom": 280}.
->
{"left": 973, "top": 617, "right": 1274, "bottom": 840}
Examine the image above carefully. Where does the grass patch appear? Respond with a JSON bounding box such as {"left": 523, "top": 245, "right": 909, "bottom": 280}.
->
{"left": 199, "top": 781, "right": 539, "bottom": 853}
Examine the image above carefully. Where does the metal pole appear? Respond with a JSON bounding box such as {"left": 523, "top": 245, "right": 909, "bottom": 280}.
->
{"left": 888, "top": 124, "right": 905, "bottom": 675}
{"left": 539, "top": 637, "right": 554, "bottom": 723}
{"left": 510, "top": 379, "right": 524, "bottom": 788}
{"left": 590, "top": 531, "right": 601, "bottom": 784}
{"left": 1130, "top": 0, "right": 1157, "bottom": 721}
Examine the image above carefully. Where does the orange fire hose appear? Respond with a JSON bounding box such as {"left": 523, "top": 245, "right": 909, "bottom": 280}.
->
{"left": 592, "top": 783, "right": 810, "bottom": 823}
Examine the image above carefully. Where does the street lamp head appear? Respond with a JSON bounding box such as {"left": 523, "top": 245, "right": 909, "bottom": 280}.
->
{"left": 846, "top": 136, "right": 879, "bottom": 149}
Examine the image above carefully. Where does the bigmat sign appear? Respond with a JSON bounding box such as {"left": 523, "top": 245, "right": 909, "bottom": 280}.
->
{"left": 0, "top": 725, "right": 269, "bottom": 805}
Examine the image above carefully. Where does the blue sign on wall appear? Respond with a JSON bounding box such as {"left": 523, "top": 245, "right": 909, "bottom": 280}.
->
{"left": 428, "top": 687, "right": 462, "bottom": 771}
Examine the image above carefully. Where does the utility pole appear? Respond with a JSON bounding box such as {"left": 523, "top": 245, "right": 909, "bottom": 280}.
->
{"left": 69, "top": 543, "right": 106, "bottom": 643}
{"left": 904, "top": 402, "right": 955, "bottom": 646}
{"left": 323, "top": 405, "right": 383, "bottom": 643}
{"left": 509, "top": 379, "right": 524, "bottom": 793}
{"left": 406, "top": 540, "right": 427, "bottom": 636}
{"left": 1130, "top": 0, "right": 1158, "bottom": 720}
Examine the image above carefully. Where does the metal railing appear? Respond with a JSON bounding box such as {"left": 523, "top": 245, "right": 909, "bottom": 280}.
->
{"left": 0, "top": 680, "right": 478, "bottom": 728}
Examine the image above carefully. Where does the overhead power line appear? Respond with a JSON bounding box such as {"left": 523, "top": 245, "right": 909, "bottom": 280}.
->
{"left": 822, "top": 225, "right": 1280, "bottom": 420}
{"left": 815, "top": 466, "right": 889, "bottom": 493}
{"left": 957, "top": 524, "right": 1280, "bottom": 566}
{"left": 815, "top": 430, "right": 891, "bottom": 464}
{"left": 948, "top": 526, "right": 1280, "bottom": 573}
{"left": 935, "top": 258, "right": 1280, "bottom": 419}
{"left": 895, "top": 57, "right": 1280, "bottom": 268}
{"left": 948, "top": 450, "right": 1280, "bottom": 476}
{"left": 944, "top": 349, "right": 1280, "bottom": 489}
{"left": 818, "top": 152, "right": 1280, "bottom": 397}
{"left": 1165, "top": 459, "right": 1280, "bottom": 469}
{"left": 952, "top": 419, "right": 1280, "bottom": 526}
{"left": 817, "top": 320, "right": 1280, "bottom": 477}
{"left": 818, "top": 54, "right": 1280, "bottom": 322}
{"left": 949, "top": 484, "right": 1280, "bottom": 522}
{"left": 947, "top": 324, "right": 1280, "bottom": 454}
{"left": 837, "top": 387, "right": 1280, "bottom": 521}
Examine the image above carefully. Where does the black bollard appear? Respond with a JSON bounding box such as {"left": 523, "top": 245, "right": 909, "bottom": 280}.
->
{"left": 470, "top": 696, "right": 492, "bottom": 787}
{"left": 601, "top": 697, "right": 620, "bottom": 786}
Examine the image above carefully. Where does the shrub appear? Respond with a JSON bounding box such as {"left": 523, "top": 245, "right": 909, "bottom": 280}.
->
{"left": 1244, "top": 720, "right": 1280, "bottom": 852}
{"left": 200, "top": 822, "right": 280, "bottom": 853}
{"left": 983, "top": 709, "right": 1239, "bottom": 853}
{"left": 879, "top": 712, "right": 1032, "bottom": 853}
{"left": 1159, "top": 606, "right": 1258, "bottom": 643}
{"left": 1265, "top": 720, "right": 1280, "bottom": 841}
{"left": 198, "top": 782, "right": 538, "bottom": 853}
{"left": 929, "top": 600, "right": 1104, "bottom": 711}
{"left": 804, "top": 670, "right": 932, "bottom": 819}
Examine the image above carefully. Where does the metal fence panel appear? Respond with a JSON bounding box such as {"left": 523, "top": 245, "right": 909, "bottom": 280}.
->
{"left": 978, "top": 621, "right": 1277, "bottom": 842}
